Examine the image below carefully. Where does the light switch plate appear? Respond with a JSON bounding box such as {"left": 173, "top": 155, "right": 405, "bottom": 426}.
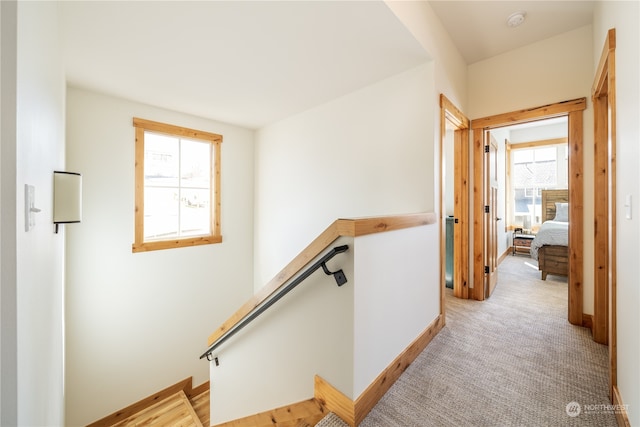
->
{"left": 625, "top": 194, "right": 632, "bottom": 220}
{"left": 25, "top": 184, "right": 38, "bottom": 231}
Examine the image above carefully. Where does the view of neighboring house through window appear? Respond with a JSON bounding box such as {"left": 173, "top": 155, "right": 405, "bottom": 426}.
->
{"left": 510, "top": 144, "right": 567, "bottom": 231}
{"left": 132, "top": 118, "right": 222, "bottom": 252}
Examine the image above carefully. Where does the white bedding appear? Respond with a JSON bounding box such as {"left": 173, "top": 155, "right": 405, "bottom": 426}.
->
{"left": 530, "top": 220, "right": 569, "bottom": 260}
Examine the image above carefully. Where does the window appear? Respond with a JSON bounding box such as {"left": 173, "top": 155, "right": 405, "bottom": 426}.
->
{"left": 132, "top": 118, "right": 222, "bottom": 252}
{"left": 509, "top": 144, "right": 566, "bottom": 231}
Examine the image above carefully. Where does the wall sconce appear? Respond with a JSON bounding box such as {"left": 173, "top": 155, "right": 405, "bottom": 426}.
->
{"left": 53, "top": 171, "right": 82, "bottom": 233}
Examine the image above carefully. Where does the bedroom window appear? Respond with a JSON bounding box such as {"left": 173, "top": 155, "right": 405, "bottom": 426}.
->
{"left": 132, "top": 118, "right": 222, "bottom": 252}
{"left": 510, "top": 144, "right": 566, "bottom": 231}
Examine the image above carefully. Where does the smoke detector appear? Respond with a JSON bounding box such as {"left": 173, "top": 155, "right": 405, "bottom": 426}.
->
{"left": 506, "top": 11, "right": 526, "bottom": 28}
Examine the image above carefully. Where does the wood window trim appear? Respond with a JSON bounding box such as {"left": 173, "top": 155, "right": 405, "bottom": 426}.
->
{"left": 506, "top": 137, "right": 567, "bottom": 151}
{"left": 132, "top": 118, "right": 222, "bottom": 253}
{"left": 506, "top": 137, "right": 568, "bottom": 229}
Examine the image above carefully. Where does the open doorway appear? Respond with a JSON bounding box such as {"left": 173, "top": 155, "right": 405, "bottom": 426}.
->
{"left": 493, "top": 118, "right": 569, "bottom": 287}
{"left": 439, "top": 95, "right": 470, "bottom": 315}
{"left": 470, "top": 98, "right": 586, "bottom": 327}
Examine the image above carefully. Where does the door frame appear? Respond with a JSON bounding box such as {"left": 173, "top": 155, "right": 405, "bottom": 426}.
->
{"left": 470, "top": 98, "right": 586, "bottom": 328}
{"left": 592, "top": 28, "right": 617, "bottom": 402}
{"left": 439, "top": 95, "right": 470, "bottom": 314}
{"left": 484, "top": 132, "right": 499, "bottom": 298}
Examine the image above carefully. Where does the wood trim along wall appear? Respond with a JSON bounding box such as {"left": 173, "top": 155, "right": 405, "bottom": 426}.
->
{"left": 568, "top": 110, "right": 584, "bottom": 326}
{"left": 612, "top": 385, "right": 631, "bottom": 427}
{"left": 440, "top": 94, "right": 471, "bottom": 308}
{"left": 582, "top": 313, "right": 593, "bottom": 331}
{"left": 498, "top": 248, "right": 509, "bottom": 265}
{"left": 470, "top": 98, "right": 586, "bottom": 129}
{"left": 470, "top": 98, "right": 586, "bottom": 322}
{"left": 591, "top": 28, "right": 617, "bottom": 397}
{"left": 472, "top": 128, "right": 485, "bottom": 301}
{"left": 211, "top": 315, "right": 445, "bottom": 427}
{"left": 593, "top": 94, "right": 609, "bottom": 344}
{"left": 314, "top": 376, "right": 355, "bottom": 426}
{"left": 352, "top": 314, "right": 444, "bottom": 425}
{"left": 207, "top": 213, "right": 437, "bottom": 346}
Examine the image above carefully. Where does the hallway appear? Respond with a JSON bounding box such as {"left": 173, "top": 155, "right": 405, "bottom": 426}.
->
{"left": 360, "top": 255, "right": 616, "bottom": 426}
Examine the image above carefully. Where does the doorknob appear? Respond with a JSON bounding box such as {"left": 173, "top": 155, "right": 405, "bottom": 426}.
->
{"left": 496, "top": 217, "right": 502, "bottom": 221}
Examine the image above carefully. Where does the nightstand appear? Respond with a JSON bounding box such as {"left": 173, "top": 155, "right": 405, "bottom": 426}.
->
{"left": 513, "top": 230, "right": 535, "bottom": 256}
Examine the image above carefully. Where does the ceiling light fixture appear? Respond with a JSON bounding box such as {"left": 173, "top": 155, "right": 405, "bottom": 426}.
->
{"left": 506, "top": 11, "right": 526, "bottom": 28}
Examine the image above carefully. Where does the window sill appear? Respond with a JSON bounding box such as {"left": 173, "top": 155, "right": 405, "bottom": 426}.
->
{"left": 132, "top": 235, "right": 222, "bottom": 253}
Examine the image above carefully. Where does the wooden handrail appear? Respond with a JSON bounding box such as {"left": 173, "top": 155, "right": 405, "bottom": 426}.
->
{"left": 207, "top": 212, "right": 436, "bottom": 347}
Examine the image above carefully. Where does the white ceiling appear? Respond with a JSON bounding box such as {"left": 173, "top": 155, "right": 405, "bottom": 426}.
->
{"left": 429, "top": 1, "right": 595, "bottom": 64}
{"left": 60, "top": 1, "right": 429, "bottom": 130}
{"left": 60, "top": 1, "right": 597, "bottom": 130}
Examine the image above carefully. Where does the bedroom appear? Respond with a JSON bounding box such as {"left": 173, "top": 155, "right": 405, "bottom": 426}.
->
{"left": 502, "top": 117, "right": 569, "bottom": 281}
{"left": 444, "top": 116, "right": 569, "bottom": 289}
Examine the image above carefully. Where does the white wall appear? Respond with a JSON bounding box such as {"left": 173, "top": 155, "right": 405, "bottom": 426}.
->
{"left": 385, "top": 0, "right": 467, "bottom": 112}
{"left": 0, "top": 1, "right": 19, "bottom": 424}
{"left": 353, "top": 224, "right": 440, "bottom": 396}
{"left": 65, "top": 88, "right": 255, "bottom": 425}
{"left": 468, "top": 25, "right": 595, "bottom": 312}
{"left": 254, "top": 63, "right": 435, "bottom": 288}
{"left": 210, "top": 236, "right": 355, "bottom": 425}
{"left": 211, "top": 223, "right": 440, "bottom": 424}
{"left": 0, "top": 2, "right": 67, "bottom": 425}
{"left": 593, "top": 1, "right": 640, "bottom": 424}
{"left": 508, "top": 121, "right": 568, "bottom": 143}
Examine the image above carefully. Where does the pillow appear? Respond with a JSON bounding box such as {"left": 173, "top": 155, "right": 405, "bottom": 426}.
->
{"left": 554, "top": 202, "right": 569, "bottom": 222}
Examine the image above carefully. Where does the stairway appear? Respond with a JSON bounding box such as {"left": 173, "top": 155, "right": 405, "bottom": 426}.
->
{"left": 87, "top": 377, "right": 209, "bottom": 427}
{"left": 87, "top": 377, "right": 356, "bottom": 427}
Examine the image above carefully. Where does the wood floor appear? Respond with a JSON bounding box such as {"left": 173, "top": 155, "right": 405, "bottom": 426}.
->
{"left": 86, "top": 377, "right": 209, "bottom": 427}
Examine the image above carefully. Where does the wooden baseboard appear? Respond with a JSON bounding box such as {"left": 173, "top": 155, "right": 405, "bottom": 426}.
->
{"left": 498, "top": 248, "right": 510, "bottom": 265}
{"left": 314, "top": 376, "right": 355, "bottom": 426}
{"left": 315, "top": 314, "right": 444, "bottom": 426}
{"left": 353, "top": 314, "right": 443, "bottom": 425}
{"left": 612, "top": 385, "right": 631, "bottom": 427}
{"left": 188, "top": 380, "right": 210, "bottom": 399}
{"left": 581, "top": 313, "right": 593, "bottom": 331}
{"left": 214, "top": 314, "right": 444, "bottom": 427}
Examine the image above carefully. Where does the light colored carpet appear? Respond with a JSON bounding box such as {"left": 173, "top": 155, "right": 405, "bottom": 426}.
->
{"left": 316, "top": 413, "right": 350, "bottom": 427}
{"left": 321, "top": 255, "right": 616, "bottom": 426}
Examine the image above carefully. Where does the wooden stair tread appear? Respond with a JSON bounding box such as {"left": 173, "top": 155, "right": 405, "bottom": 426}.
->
{"left": 111, "top": 390, "right": 203, "bottom": 427}
{"left": 212, "top": 398, "right": 325, "bottom": 427}
{"left": 189, "top": 390, "right": 210, "bottom": 427}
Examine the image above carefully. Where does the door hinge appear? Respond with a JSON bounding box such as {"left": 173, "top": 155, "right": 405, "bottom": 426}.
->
{"left": 454, "top": 218, "right": 459, "bottom": 224}
{"left": 484, "top": 205, "right": 490, "bottom": 213}
{"left": 484, "top": 145, "right": 490, "bottom": 153}
{"left": 484, "top": 265, "right": 490, "bottom": 274}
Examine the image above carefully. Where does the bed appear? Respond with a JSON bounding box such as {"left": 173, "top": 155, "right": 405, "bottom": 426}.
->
{"left": 530, "top": 189, "right": 569, "bottom": 280}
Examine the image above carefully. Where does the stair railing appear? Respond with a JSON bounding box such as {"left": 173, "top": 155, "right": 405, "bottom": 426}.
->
{"left": 199, "top": 244, "right": 349, "bottom": 361}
